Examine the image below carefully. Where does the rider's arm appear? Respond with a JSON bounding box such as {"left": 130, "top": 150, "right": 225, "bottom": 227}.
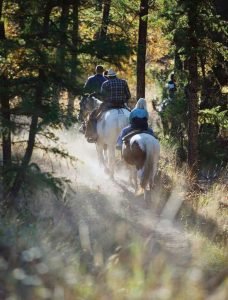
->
{"left": 84, "top": 77, "right": 93, "bottom": 93}
{"left": 148, "top": 127, "right": 155, "bottom": 135}
{"left": 124, "top": 81, "right": 131, "bottom": 103}
{"left": 116, "top": 126, "right": 131, "bottom": 149}
{"left": 100, "top": 82, "right": 108, "bottom": 102}
{"left": 116, "top": 133, "right": 123, "bottom": 149}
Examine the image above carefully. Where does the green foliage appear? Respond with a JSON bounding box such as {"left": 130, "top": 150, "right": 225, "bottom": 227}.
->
{"left": 0, "top": 0, "right": 227, "bottom": 204}
{"left": 156, "top": 0, "right": 228, "bottom": 168}
{"left": 198, "top": 106, "right": 227, "bottom": 164}
{"left": 199, "top": 106, "right": 228, "bottom": 128}
{"left": 80, "top": 36, "right": 132, "bottom": 64}
{"left": 162, "top": 0, "right": 227, "bottom": 65}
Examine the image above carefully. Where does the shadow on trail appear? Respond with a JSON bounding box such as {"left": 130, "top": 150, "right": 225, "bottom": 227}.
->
{"left": 177, "top": 202, "right": 227, "bottom": 246}
{"left": 111, "top": 169, "right": 226, "bottom": 249}
{"left": 113, "top": 178, "right": 151, "bottom": 211}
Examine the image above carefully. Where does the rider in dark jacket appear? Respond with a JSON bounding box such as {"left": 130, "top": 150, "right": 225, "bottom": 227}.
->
{"left": 84, "top": 65, "right": 107, "bottom": 95}
{"left": 79, "top": 65, "right": 107, "bottom": 133}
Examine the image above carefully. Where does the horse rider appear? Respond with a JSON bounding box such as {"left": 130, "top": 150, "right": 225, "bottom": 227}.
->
{"left": 84, "top": 65, "right": 107, "bottom": 95}
{"left": 116, "top": 98, "right": 154, "bottom": 150}
{"left": 79, "top": 65, "right": 107, "bottom": 133}
{"left": 167, "top": 73, "right": 177, "bottom": 99}
{"left": 85, "top": 68, "right": 131, "bottom": 142}
{"left": 159, "top": 73, "right": 177, "bottom": 112}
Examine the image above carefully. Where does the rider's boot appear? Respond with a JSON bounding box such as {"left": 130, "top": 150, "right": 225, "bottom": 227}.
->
{"left": 85, "top": 119, "right": 98, "bottom": 143}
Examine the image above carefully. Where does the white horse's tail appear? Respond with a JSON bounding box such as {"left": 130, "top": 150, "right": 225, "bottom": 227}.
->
{"left": 140, "top": 140, "right": 153, "bottom": 188}
{"left": 140, "top": 136, "right": 160, "bottom": 189}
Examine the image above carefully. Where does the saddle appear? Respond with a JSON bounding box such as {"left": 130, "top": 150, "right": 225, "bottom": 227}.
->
{"left": 85, "top": 102, "right": 127, "bottom": 143}
{"left": 122, "top": 129, "right": 153, "bottom": 143}
{"left": 97, "top": 102, "right": 127, "bottom": 118}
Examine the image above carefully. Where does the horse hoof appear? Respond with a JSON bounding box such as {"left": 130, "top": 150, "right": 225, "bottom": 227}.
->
{"left": 135, "top": 188, "right": 144, "bottom": 196}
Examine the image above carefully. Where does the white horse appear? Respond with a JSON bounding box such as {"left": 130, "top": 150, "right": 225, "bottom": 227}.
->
{"left": 79, "top": 95, "right": 130, "bottom": 177}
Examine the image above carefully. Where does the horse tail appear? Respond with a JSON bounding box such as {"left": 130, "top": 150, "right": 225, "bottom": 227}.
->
{"left": 140, "top": 137, "right": 160, "bottom": 189}
{"left": 140, "top": 139, "right": 153, "bottom": 189}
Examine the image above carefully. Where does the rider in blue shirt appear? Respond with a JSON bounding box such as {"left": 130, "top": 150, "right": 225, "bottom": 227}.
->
{"left": 116, "top": 99, "right": 154, "bottom": 149}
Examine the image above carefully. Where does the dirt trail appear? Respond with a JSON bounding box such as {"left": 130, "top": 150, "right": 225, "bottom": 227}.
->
{"left": 43, "top": 128, "right": 190, "bottom": 269}
{"left": 32, "top": 127, "right": 191, "bottom": 273}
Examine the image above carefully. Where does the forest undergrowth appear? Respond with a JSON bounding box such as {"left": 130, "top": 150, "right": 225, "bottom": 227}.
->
{"left": 0, "top": 128, "right": 227, "bottom": 300}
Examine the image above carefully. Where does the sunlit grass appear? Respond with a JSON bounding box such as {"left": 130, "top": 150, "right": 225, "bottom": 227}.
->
{"left": 1, "top": 129, "right": 227, "bottom": 299}
{"left": 2, "top": 211, "right": 227, "bottom": 299}
{"left": 189, "top": 231, "right": 228, "bottom": 278}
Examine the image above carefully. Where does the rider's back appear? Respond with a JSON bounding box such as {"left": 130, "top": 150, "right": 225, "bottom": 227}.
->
{"left": 84, "top": 73, "right": 107, "bottom": 94}
{"left": 101, "top": 77, "right": 131, "bottom": 105}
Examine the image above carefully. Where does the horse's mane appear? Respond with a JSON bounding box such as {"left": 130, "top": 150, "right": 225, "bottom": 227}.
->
{"left": 92, "top": 96, "right": 102, "bottom": 105}
{"left": 135, "top": 98, "right": 147, "bottom": 110}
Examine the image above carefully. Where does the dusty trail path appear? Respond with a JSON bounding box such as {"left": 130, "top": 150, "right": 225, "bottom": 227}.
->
{"left": 38, "top": 127, "right": 192, "bottom": 273}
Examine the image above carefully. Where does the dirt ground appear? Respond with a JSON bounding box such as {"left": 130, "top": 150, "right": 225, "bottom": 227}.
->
{"left": 30, "top": 128, "right": 192, "bottom": 276}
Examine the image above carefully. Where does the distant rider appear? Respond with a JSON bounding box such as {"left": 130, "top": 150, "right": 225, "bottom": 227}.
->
{"left": 167, "top": 73, "right": 177, "bottom": 99}
{"left": 85, "top": 68, "right": 131, "bottom": 142}
{"left": 79, "top": 65, "right": 107, "bottom": 133}
{"left": 84, "top": 65, "right": 107, "bottom": 95}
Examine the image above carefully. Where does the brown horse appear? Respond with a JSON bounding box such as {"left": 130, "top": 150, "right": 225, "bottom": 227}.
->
{"left": 122, "top": 132, "right": 160, "bottom": 201}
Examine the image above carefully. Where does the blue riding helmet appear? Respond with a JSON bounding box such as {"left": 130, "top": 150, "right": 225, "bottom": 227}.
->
{"left": 129, "top": 108, "right": 149, "bottom": 123}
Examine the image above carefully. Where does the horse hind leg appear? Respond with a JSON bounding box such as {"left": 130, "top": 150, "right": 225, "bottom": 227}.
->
{"left": 135, "top": 168, "right": 144, "bottom": 196}
{"left": 107, "top": 144, "right": 115, "bottom": 179}
{"left": 133, "top": 168, "right": 138, "bottom": 193}
{"left": 96, "top": 143, "right": 105, "bottom": 167}
{"left": 150, "top": 151, "right": 160, "bottom": 189}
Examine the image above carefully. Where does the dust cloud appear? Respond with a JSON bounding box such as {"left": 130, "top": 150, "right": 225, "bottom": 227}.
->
{"left": 0, "top": 125, "right": 193, "bottom": 300}
{"left": 32, "top": 125, "right": 191, "bottom": 270}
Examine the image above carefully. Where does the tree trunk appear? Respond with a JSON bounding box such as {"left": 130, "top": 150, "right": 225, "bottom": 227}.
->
{"left": 54, "top": 1, "right": 70, "bottom": 104}
{"left": 68, "top": 0, "right": 79, "bottom": 117}
{"left": 136, "top": 0, "right": 149, "bottom": 99}
{"left": 42, "top": 1, "right": 53, "bottom": 36}
{"left": 6, "top": 70, "right": 44, "bottom": 206}
{"left": 186, "top": 13, "right": 199, "bottom": 174}
{"left": 0, "top": 76, "right": 12, "bottom": 196}
{"left": 0, "top": 0, "right": 11, "bottom": 195}
{"left": 99, "top": 0, "right": 111, "bottom": 39}
{"left": 0, "top": 0, "right": 6, "bottom": 39}
{"left": 0, "top": 0, "right": 3, "bottom": 17}
{"left": 57, "top": 1, "right": 70, "bottom": 69}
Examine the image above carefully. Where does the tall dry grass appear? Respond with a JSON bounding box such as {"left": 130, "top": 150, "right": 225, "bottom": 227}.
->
{"left": 0, "top": 128, "right": 227, "bottom": 300}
